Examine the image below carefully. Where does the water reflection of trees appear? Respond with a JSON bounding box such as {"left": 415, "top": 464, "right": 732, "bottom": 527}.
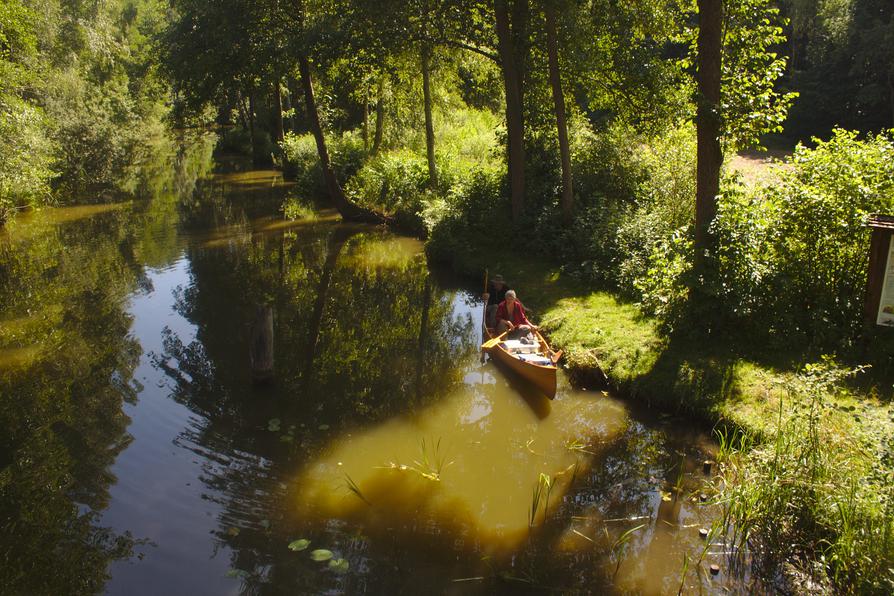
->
{"left": 0, "top": 210, "right": 142, "bottom": 594}
{"left": 0, "top": 133, "right": 216, "bottom": 594}
{"left": 150, "top": 221, "right": 477, "bottom": 591}
{"left": 157, "top": 223, "right": 475, "bottom": 429}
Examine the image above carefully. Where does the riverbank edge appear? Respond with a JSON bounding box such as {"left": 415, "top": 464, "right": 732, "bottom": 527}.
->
{"left": 427, "top": 240, "right": 894, "bottom": 589}
{"left": 429, "top": 242, "right": 798, "bottom": 434}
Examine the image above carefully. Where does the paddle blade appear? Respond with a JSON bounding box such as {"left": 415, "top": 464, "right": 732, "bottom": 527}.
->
{"left": 480, "top": 332, "right": 507, "bottom": 351}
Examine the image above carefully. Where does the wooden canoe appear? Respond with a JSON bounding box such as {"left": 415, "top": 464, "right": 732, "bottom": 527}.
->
{"left": 482, "top": 327, "right": 558, "bottom": 399}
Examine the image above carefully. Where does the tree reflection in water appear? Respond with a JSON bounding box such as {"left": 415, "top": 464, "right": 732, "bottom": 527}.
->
{"left": 148, "top": 217, "right": 476, "bottom": 590}
{"left": 0, "top": 133, "right": 214, "bottom": 595}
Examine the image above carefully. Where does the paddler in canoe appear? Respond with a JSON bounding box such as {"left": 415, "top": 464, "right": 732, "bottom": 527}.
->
{"left": 494, "top": 289, "right": 537, "bottom": 339}
{"left": 482, "top": 273, "right": 510, "bottom": 329}
{"left": 481, "top": 286, "right": 559, "bottom": 398}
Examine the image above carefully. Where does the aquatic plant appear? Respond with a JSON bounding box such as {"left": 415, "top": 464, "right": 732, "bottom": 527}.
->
{"left": 288, "top": 539, "right": 310, "bottom": 551}
{"left": 382, "top": 437, "right": 453, "bottom": 482}
{"left": 676, "top": 552, "right": 690, "bottom": 595}
{"left": 714, "top": 360, "right": 894, "bottom": 593}
{"left": 610, "top": 523, "right": 645, "bottom": 579}
{"left": 564, "top": 437, "right": 595, "bottom": 456}
{"left": 344, "top": 473, "right": 372, "bottom": 506}
{"left": 528, "top": 473, "right": 553, "bottom": 528}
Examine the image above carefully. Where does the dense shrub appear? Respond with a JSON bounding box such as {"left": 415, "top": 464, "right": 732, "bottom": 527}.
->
{"left": 636, "top": 129, "right": 894, "bottom": 350}
{"left": 616, "top": 126, "right": 696, "bottom": 296}
{"left": 529, "top": 123, "right": 696, "bottom": 290}
{"left": 425, "top": 168, "right": 509, "bottom": 271}
{"left": 45, "top": 68, "right": 146, "bottom": 199}
{"left": 0, "top": 98, "right": 55, "bottom": 222}
{"left": 345, "top": 149, "right": 432, "bottom": 234}
{"left": 281, "top": 132, "right": 325, "bottom": 198}
{"left": 280, "top": 130, "right": 368, "bottom": 201}
{"left": 761, "top": 129, "right": 894, "bottom": 345}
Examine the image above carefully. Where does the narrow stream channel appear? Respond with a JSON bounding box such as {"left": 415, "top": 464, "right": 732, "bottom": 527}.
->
{"left": 0, "top": 164, "right": 748, "bottom": 594}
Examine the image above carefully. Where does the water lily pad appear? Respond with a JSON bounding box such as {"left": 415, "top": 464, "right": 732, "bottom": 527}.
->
{"left": 226, "top": 526, "right": 240, "bottom": 537}
{"left": 329, "top": 558, "right": 349, "bottom": 573}
{"left": 310, "top": 548, "right": 333, "bottom": 562}
{"left": 268, "top": 418, "right": 281, "bottom": 431}
{"left": 226, "top": 568, "right": 249, "bottom": 578}
{"left": 318, "top": 424, "right": 330, "bottom": 430}
{"left": 288, "top": 539, "right": 310, "bottom": 551}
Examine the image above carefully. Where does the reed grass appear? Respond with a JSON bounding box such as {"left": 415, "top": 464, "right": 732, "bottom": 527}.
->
{"left": 344, "top": 473, "right": 372, "bottom": 506}
{"left": 528, "top": 473, "right": 553, "bottom": 528}
{"left": 382, "top": 437, "right": 454, "bottom": 482}
{"left": 610, "top": 523, "right": 645, "bottom": 579}
{"left": 714, "top": 361, "right": 894, "bottom": 593}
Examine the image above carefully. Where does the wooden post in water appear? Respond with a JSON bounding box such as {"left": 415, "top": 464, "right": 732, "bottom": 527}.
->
{"left": 864, "top": 214, "right": 894, "bottom": 327}
{"left": 250, "top": 304, "right": 275, "bottom": 384}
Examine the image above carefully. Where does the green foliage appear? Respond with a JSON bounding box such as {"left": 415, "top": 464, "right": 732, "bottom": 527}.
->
{"left": 45, "top": 68, "right": 144, "bottom": 198}
{"left": 629, "top": 128, "right": 894, "bottom": 351}
{"left": 425, "top": 167, "right": 508, "bottom": 271}
{"left": 281, "top": 132, "right": 324, "bottom": 197}
{"left": 764, "top": 129, "right": 894, "bottom": 343}
{"left": 717, "top": 0, "right": 798, "bottom": 151}
{"left": 281, "top": 130, "right": 368, "bottom": 201}
{"left": 0, "top": 0, "right": 53, "bottom": 221}
{"left": 714, "top": 129, "right": 894, "bottom": 348}
{"left": 634, "top": 231, "right": 693, "bottom": 326}
{"left": 0, "top": 95, "right": 55, "bottom": 221}
{"left": 616, "top": 125, "right": 697, "bottom": 296}
{"left": 521, "top": 123, "right": 696, "bottom": 292}
{"left": 716, "top": 359, "right": 894, "bottom": 594}
{"left": 346, "top": 149, "right": 432, "bottom": 234}
{"left": 0, "top": 0, "right": 171, "bottom": 222}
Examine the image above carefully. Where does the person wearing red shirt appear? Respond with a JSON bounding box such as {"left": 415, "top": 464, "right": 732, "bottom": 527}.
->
{"left": 495, "top": 290, "right": 537, "bottom": 337}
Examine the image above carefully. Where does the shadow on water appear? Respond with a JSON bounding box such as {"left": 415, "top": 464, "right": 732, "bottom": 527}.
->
{"left": 491, "top": 358, "right": 553, "bottom": 420}
{"left": 1, "top": 160, "right": 754, "bottom": 595}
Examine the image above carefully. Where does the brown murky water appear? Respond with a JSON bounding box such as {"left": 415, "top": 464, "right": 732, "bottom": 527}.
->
{"left": 0, "top": 153, "right": 747, "bottom": 594}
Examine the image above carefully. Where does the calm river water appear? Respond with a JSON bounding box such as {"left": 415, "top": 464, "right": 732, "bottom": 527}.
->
{"left": 0, "top": 151, "right": 746, "bottom": 594}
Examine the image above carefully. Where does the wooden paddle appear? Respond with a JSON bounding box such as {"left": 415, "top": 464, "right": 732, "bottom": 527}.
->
{"left": 481, "top": 330, "right": 508, "bottom": 350}
{"left": 479, "top": 269, "right": 489, "bottom": 362}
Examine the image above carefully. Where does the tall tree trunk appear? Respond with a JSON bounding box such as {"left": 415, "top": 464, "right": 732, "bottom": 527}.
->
{"left": 495, "top": 0, "right": 527, "bottom": 223}
{"left": 362, "top": 84, "right": 370, "bottom": 152}
{"left": 545, "top": 2, "right": 573, "bottom": 224}
{"left": 421, "top": 45, "right": 439, "bottom": 189}
{"left": 288, "top": 77, "right": 302, "bottom": 131}
{"left": 236, "top": 92, "right": 249, "bottom": 130}
{"left": 695, "top": 0, "right": 722, "bottom": 259}
{"left": 298, "top": 55, "right": 385, "bottom": 223}
{"left": 372, "top": 76, "right": 385, "bottom": 155}
{"left": 273, "top": 78, "right": 285, "bottom": 144}
{"left": 247, "top": 88, "right": 260, "bottom": 166}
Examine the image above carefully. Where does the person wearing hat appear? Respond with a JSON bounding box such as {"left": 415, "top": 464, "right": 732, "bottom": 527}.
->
{"left": 483, "top": 274, "right": 511, "bottom": 329}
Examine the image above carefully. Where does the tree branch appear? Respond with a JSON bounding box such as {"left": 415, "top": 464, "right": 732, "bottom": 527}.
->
{"left": 439, "top": 38, "right": 499, "bottom": 62}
